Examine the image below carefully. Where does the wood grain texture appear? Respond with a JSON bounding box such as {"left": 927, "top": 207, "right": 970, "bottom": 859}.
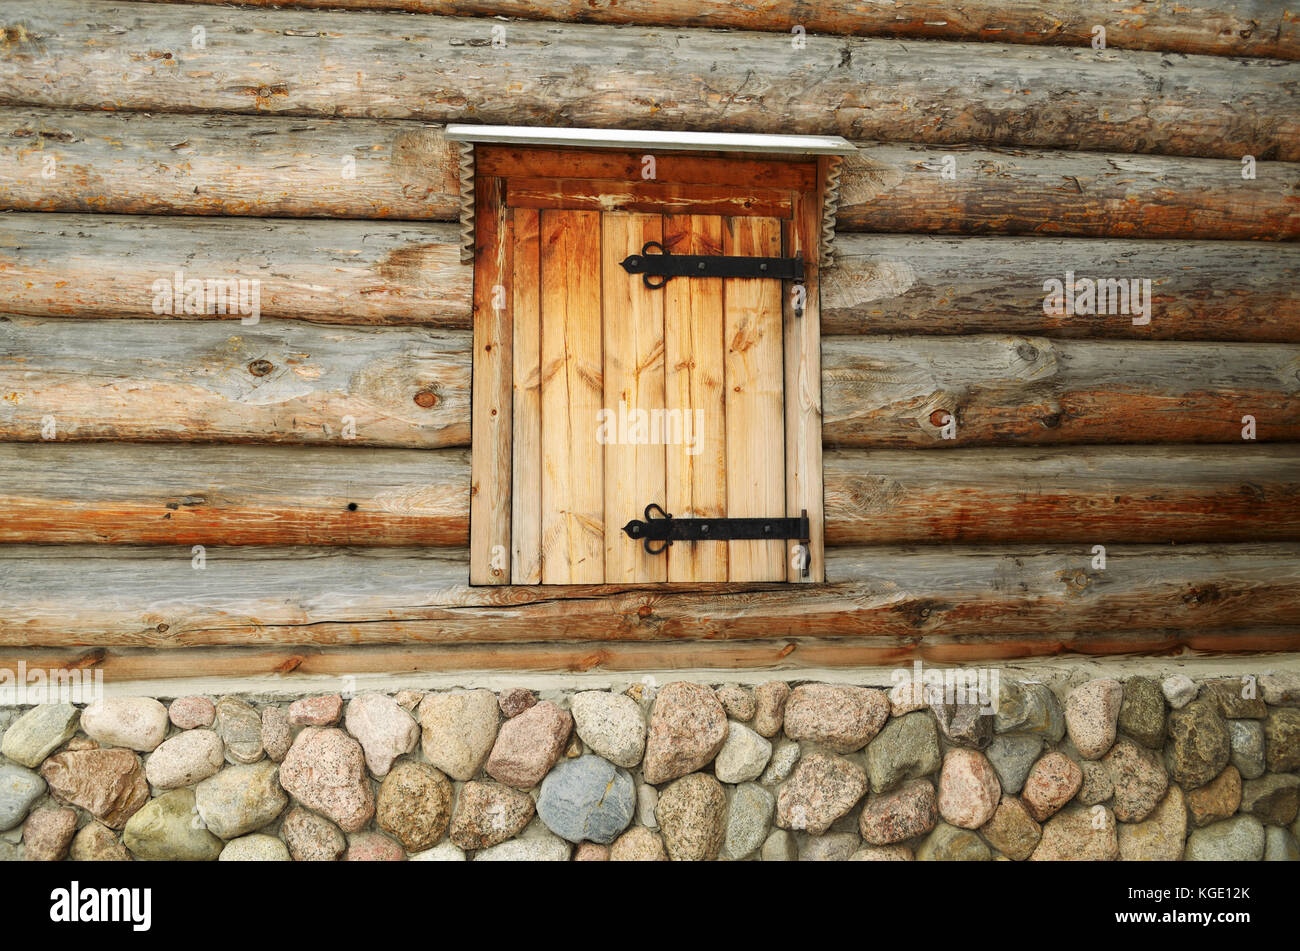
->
{"left": 663, "top": 215, "right": 727, "bottom": 582}
{"left": 539, "top": 209, "right": 604, "bottom": 583}
{"left": 478, "top": 146, "right": 817, "bottom": 191}
{"left": 0, "top": 108, "right": 459, "bottom": 219}
{"left": 508, "top": 178, "right": 793, "bottom": 218}
{"left": 126, "top": 0, "right": 1298, "bottom": 60}
{"left": 0, "top": 213, "right": 471, "bottom": 326}
{"left": 824, "top": 235, "right": 1300, "bottom": 341}
{"left": 601, "top": 213, "right": 666, "bottom": 583}
{"left": 0, "top": 445, "right": 470, "bottom": 546}
{"left": 2, "top": 542, "right": 1296, "bottom": 646}
{"left": 0, "top": 317, "right": 471, "bottom": 446}
{"left": 837, "top": 143, "right": 1300, "bottom": 241}
{"left": 7, "top": 111, "right": 1294, "bottom": 243}
{"left": 2, "top": 2, "right": 1296, "bottom": 159}
{"left": 510, "top": 207, "right": 542, "bottom": 584}
{"left": 724, "top": 216, "right": 786, "bottom": 581}
{"left": 822, "top": 335, "right": 1300, "bottom": 448}
{"left": 824, "top": 445, "right": 1300, "bottom": 545}
{"left": 468, "top": 175, "right": 511, "bottom": 583}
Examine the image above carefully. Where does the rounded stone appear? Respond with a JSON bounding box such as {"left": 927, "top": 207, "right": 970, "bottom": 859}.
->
{"left": 214, "top": 696, "right": 265, "bottom": 764}
{"left": 1166, "top": 698, "right": 1231, "bottom": 789}
{"left": 375, "top": 760, "right": 453, "bottom": 852}
{"left": 1264, "top": 708, "right": 1300, "bottom": 772}
{"left": 168, "top": 696, "right": 215, "bottom": 730}
{"left": 570, "top": 690, "right": 646, "bottom": 768}
{"left": 194, "top": 761, "right": 288, "bottom": 839}
{"left": 775, "top": 752, "right": 868, "bottom": 835}
{"left": 1, "top": 704, "right": 80, "bottom": 767}
{"left": 761, "top": 828, "right": 797, "bottom": 861}
{"left": 497, "top": 687, "right": 538, "bottom": 718}
{"left": 656, "top": 772, "right": 727, "bottom": 861}
{"left": 916, "top": 822, "right": 991, "bottom": 861}
{"left": 486, "top": 700, "right": 573, "bottom": 789}
{"left": 417, "top": 689, "right": 500, "bottom": 782}
{"left": 980, "top": 796, "right": 1041, "bottom": 861}
{"left": 859, "top": 778, "right": 938, "bottom": 846}
{"left": 713, "top": 721, "right": 772, "bottom": 784}
{"left": 123, "top": 789, "right": 223, "bottom": 861}
{"left": 40, "top": 748, "right": 150, "bottom": 830}
{"left": 22, "top": 806, "right": 78, "bottom": 861}
{"left": 1064, "top": 679, "right": 1123, "bottom": 760}
{"left": 220, "top": 834, "right": 291, "bottom": 861}
{"left": 722, "top": 781, "right": 775, "bottom": 860}
{"left": 1186, "top": 764, "right": 1242, "bottom": 827}
{"left": 449, "top": 781, "right": 535, "bottom": 851}
{"left": 1161, "top": 674, "right": 1198, "bottom": 709}
{"left": 0, "top": 763, "right": 46, "bottom": 832}
{"left": 937, "top": 748, "right": 1001, "bottom": 829}
{"left": 278, "top": 727, "right": 375, "bottom": 832}
{"left": 69, "top": 822, "right": 132, "bottom": 862}
{"left": 752, "top": 681, "right": 790, "bottom": 738}
{"left": 1185, "top": 815, "right": 1266, "bottom": 861}
{"left": 537, "top": 754, "right": 636, "bottom": 845}
{"left": 716, "top": 686, "right": 755, "bottom": 722}
{"left": 1030, "top": 805, "right": 1119, "bottom": 861}
{"left": 985, "top": 733, "right": 1043, "bottom": 795}
{"left": 287, "top": 695, "right": 343, "bottom": 727}
{"left": 642, "top": 682, "right": 728, "bottom": 785}
{"left": 345, "top": 831, "right": 407, "bottom": 861}
{"left": 783, "top": 683, "right": 889, "bottom": 753}
{"left": 282, "top": 806, "right": 346, "bottom": 862}
{"left": 344, "top": 692, "right": 419, "bottom": 778}
{"left": 1021, "top": 751, "right": 1083, "bottom": 822}
{"left": 1117, "top": 676, "right": 1167, "bottom": 748}
{"left": 1228, "top": 719, "right": 1266, "bottom": 779}
{"left": 145, "top": 729, "right": 225, "bottom": 790}
{"left": 852, "top": 844, "right": 914, "bottom": 861}
{"left": 1239, "top": 773, "right": 1300, "bottom": 826}
{"left": 798, "top": 831, "right": 861, "bottom": 861}
{"left": 82, "top": 697, "right": 169, "bottom": 752}
{"left": 261, "top": 706, "right": 293, "bottom": 763}
{"left": 1117, "top": 786, "right": 1187, "bottom": 861}
{"left": 866, "top": 711, "right": 941, "bottom": 793}
{"left": 610, "top": 826, "right": 668, "bottom": 861}
{"left": 1102, "top": 737, "right": 1168, "bottom": 823}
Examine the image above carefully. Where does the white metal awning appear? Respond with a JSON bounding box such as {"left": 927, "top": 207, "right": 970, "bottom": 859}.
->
{"left": 444, "top": 124, "right": 857, "bottom": 156}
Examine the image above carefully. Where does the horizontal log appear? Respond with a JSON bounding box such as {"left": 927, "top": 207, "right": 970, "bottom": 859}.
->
{"left": 824, "top": 445, "right": 1300, "bottom": 544}
{"left": 5, "top": 625, "right": 1300, "bottom": 682}
{"left": 822, "top": 335, "right": 1300, "bottom": 448}
{"left": 840, "top": 144, "right": 1300, "bottom": 240}
{"left": 824, "top": 235, "right": 1300, "bottom": 341}
{"left": 2, "top": 2, "right": 1297, "bottom": 159}
{"left": 2, "top": 444, "right": 1297, "bottom": 546}
{"left": 0, "top": 444, "right": 470, "bottom": 545}
{"left": 0, "top": 109, "right": 460, "bottom": 219}
{"left": 8, "top": 215, "right": 1297, "bottom": 342}
{"left": 4, "top": 110, "right": 1296, "bottom": 242}
{"left": 126, "top": 0, "right": 1297, "bottom": 60}
{"left": 0, "top": 214, "right": 471, "bottom": 325}
{"left": 1, "top": 542, "right": 1297, "bottom": 646}
{"left": 0, "top": 317, "right": 473, "bottom": 446}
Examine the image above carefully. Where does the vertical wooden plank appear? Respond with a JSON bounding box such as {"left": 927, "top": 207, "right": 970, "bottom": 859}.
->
{"left": 724, "top": 215, "right": 786, "bottom": 582}
{"left": 511, "top": 207, "right": 542, "bottom": 584}
{"left": 602, "top": 213, "right": 668, "bottom": 582}
{"left": 540, "top": 209, "right": 605, "bottom": 583}
{"left": 786, "top": 172, "right": 827, "bottom": 582}
{"left": 469, "top": 175, "right": 511, "bottom": 584}
{"left": 664, "top": 214, "right": 728, "bottom": 582}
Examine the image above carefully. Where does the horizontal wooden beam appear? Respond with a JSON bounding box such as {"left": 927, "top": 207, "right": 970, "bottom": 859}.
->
{"left": 7, "top": 214, "right": 1295, "bottom": 342}
{"left": 0, "top": 444, "right": 470, "bottom": 545}
{"left": 838, "top": 143, "right": 1300, "bottom": 241}
{"left": 822, "top": 335, "right": 1300, "bottom": 448}
{"left": 5, "top": 625, "right": 1300, "bottom": 682}
{"left": 3, "top": 110, "right": 1295, "bottom": 241}
{"left": 2, "top": 543, "right": 1297, "bottom": 647}
{"left": 1, "top": 444, "right": 1296, "bottom": 546}
{"left": 0, "top": 213, "right": 471, "bottom": 326}
{"left": 2, "top": 2, "right": 1295, "bottom": 159}
{"left": 824, "top": 235, "right": 1300, "bottom": 341}
{"left": 122, "top": 0, "right": 1296, "bottom": 60}
{"left": 0, "top": 318, "right": 472, "bottom": 447}
{"left": 824, "top": 444, "right": 1300, "bottom": 544}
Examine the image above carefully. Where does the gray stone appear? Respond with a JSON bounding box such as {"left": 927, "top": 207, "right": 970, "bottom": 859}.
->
{"left": 194, "top": 761, "right": 287, "bottom": 839}
{"left": 761, "top": 828, "right": 796, "bottom": 861}
{"left": 82, "top": 697, "right": 169, "bottom": 753}
{"left": 713, "top": 721, "right": 772, "bottom": 784}
{"left": 722, "top": 782, "right": 774, "bottom": 860}
{"left": 915, "top": 822, "right": 990, "bottom": 861}
{"left": 1239, "top": 773, "right": 1300, "bottom": 826}
{"left": 418, "top": 689, "right": 500, "bottom": 782}
{"left": 0, "top": 763, "right": 45, "bottom": 832}
{"left": 145, "top": 729, "right": 225, "bottom": 789}
{"left": 1166, "top": 699, "right": 1231, "bottom": 789}
{"left": 1228, "top": 719, "right": 1266, "bottom": 779}
{"left": 637, "top": 783, "right": 658, "bottom": 828}
{"left": 760, "top": 737, "right": 800, "bottom": 785}
{"left": 1264, "top": 826, "right": 1299, "bottom": 861}
{"left": 219, "top": 834, "right": 291, "bottom": 861}
{"left": 930, "top": 699, "right": 992, "bottom": 749}
{"left": 570, "top": 691, "right": 646, "bottom": 768}
{"left": 994, "top": 683, "right": 1064, "bottom": 741}
{"left": 1118, "top": 676, "right": 1167, "bottom": 748}
{"left": 410, "top": 843, "right": 468, "bottom": 861}
{"left": 985, "top": 734, "right": 1043, "bottom": 795}
{"left": 536, "top": 755, "right": 635, "bottom": 845}
{"left": 474, "top": 830, "right": 571, "bottom": 861}
{"left": 0, "top": 704, "right": 79, "bottom": 767}
{"left": 1259, "top": 672, "right": 1300, "bottom": 707}
{"left": 1161, "top": 675, "right": 1198, "bottom": 709}
{"left": 865, "top": 711, "right": 941, "bottom": 793}
{"left": 123, "top": 789, "right": 223, "bottom": 861}
{"left": 214, "top": 696, "right": 264, "bottom": 764}
{"left": 1185, "top": 815, "right": 1266, "bottom": 862}
{"left": 798, "top": 831, "right": 860, "bottom": 861}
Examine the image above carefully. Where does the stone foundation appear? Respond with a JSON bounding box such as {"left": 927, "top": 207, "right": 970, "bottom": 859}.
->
{"left": 2, "top": 669, "right": 1298, "bottom": 861}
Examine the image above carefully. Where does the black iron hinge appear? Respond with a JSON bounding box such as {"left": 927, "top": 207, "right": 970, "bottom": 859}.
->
{"left": 620, "top": 241, "right": 804, "bottom": 289}
{"left": 623, "top": 503, "right": 810, "bottom": 560}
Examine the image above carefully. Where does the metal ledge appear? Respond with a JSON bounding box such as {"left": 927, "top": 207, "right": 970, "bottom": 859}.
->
{"left": 445, "top": 123, "right": 857, "bottom": 156}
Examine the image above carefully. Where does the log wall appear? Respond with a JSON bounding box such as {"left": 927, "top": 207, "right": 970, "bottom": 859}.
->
{"left": 0, "top": 0, "right": 1297, "bottom": 676}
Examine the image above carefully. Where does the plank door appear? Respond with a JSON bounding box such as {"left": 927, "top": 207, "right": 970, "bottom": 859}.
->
{"left": 469, "top": 148, "right": 825, "bottom": 586}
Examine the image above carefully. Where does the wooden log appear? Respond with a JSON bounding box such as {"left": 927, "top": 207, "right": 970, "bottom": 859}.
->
{"left": 838, "top": 143, "right": 1300, "bottom": 240}
{"left": 2, "top": 2, "right": 1296, "bottom": 160}
{"left": 824, "top": 445, "right": 1300, "bottom": 544}
{"left": 0, "top": 444, "right": 470, "bottom": 545}
{"left": 125, "top": 0, "right": 1297, "bottom": 60}
{"left": 0, "top": 108, "right": 459, "bottom": 219}
{"left": 5, "top": 624, "right": 1300, "bottom": 683}
{"left": 1, "top": 542, "right": 1296, "bottom": 646}
{"left": 8, "top": 215, "right": 1296, "bottom": 342}
{"left": 0, "top": 213, "right": 471, "bottom": 326}
{"left": 824, "top": 235, "right": 1300, "bottom": 341}
{"left": 822, "top": 335, "right": 1300, "bottom": 448}
{"left": 0, "top": 317, "right": 472, "bottom": 447}
{"left": 5, "top": 110, "right": 1295, "bottom": 242}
